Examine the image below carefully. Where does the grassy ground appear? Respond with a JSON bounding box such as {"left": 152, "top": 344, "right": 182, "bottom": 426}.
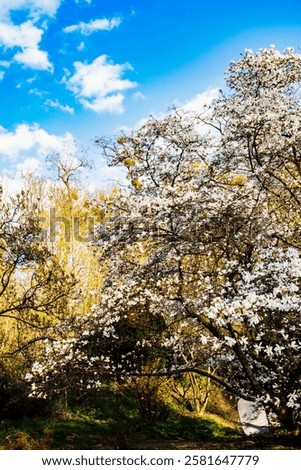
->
{"left": 1, "top": 413, "right": 299, "bottom": 450}
{"left": 0, "top": 386, "right": 299, "bottom": 450}
{"left": 0, "top": 413, "right": 239, "bottom": 450}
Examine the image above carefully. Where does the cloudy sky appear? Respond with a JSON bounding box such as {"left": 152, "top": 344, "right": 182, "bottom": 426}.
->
{"left": 0, "top": 0, "right": 301, "bottom": 188}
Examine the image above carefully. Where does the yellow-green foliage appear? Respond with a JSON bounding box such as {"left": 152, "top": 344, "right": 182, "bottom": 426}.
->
{"left": 4, "top": 428, "right": 53, "bottom": 450}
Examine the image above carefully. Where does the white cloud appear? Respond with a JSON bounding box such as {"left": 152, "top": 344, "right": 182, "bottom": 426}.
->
{"left": 86, "top": 157, "right": 127, "bottom": 192}
{"left": 182, "top": 88, "right": 219, "bottom": 113}
{"left": 44, "top": 98, "right": 74, "bottom": 113}
{"left": 180, "top": 88, "right": 221, "bottom": 137}
{"left": 0, "top": 60, "right": 10, "bottom": 68}
{"left": 0, "top": 0, "right": 60, "bottom": 71}
{"left": 0, "top": 21, "right": 42, "bottom": 49}
{"left": 29, "top": 88, "right": 49, "bottom": 97}
{"left": 74, "top": 0, "right": 92, "bottom": 4}
{"left": 0, "top": 0, "right": 62, "bottom": 21}
{"left": 16, "top": 157, "right": 41, "bottom": 173}
{"left": 0, "top": 21, "right": 52, "bottom": 71}
{"left": 81, "top": 94, "right": 125, "bottom": 114}
{"left": 77, "top": 41, "right": 85, "bottom": 51}
{"left": 64, "top": 17, "right": 122, "bottom": 35}
{"left": 14, "top": 47, "right": 52, "bottom": 70}
{"left": 132, "top": 91, "right": 145, "bottom": 101}
{"left": 0, "top": 71, "right": 5, "bottom": 80}
{"left": 65, "top": 55, "right": 137, "bottom": 114}
{"left": 26, "top": 76, "right": 36, "bottom": 83}
{"left": 134, "top": 112, "right": 167, "bottom": 131}
{"left": 0, "top": 123, "right": 75, "bottom": 160}
{"left": 131, "top": 89, "right": 220, "bottom": 136}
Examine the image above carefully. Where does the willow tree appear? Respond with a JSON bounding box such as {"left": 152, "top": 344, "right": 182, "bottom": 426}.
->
{"left": 0, "top": 186, "right": 76, "bottom": 363}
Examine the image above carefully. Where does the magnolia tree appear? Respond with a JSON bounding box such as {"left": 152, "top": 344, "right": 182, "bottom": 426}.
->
{"left": 28, "top": 47, "right": 301, "bottom": 434}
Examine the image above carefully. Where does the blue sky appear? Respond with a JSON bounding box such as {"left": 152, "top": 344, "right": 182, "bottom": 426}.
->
{"left": 1, "top": 0, "right": 301, "bottom": 188}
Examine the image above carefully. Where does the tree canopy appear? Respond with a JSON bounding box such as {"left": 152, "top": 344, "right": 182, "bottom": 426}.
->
{"left": 26, "top": 47, "right": 301, "bottom": 434}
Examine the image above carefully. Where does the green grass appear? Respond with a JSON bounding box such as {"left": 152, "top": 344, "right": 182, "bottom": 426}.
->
{"left": 0, "top": 414, "right": 241, "bottom": 450}
{"left": 0, "top": 417, "right": 104, "bottom": 449}
{"left": 1, "top": 396, "right": 300, "bottom": 450}
{"left": 140, "top": 412, "right": 240, "bottom": 441}
{"left": 0, "top": 383, "right": 244, "bottom": 449}
{"left": 0, "top": 387, "right": 239, "bottom": 450}
{"left": 0, "top": 403, "right": 241, "bottom": 450}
